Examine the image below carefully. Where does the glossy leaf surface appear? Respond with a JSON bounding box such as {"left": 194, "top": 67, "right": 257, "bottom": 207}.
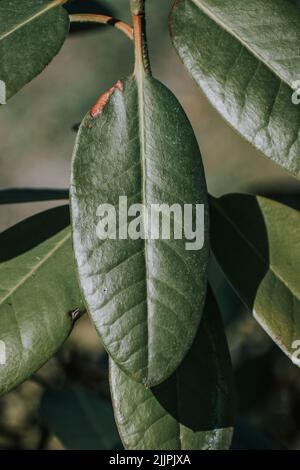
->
{"left": 210, "top": 194, "right": 300, "bottom": 364}
{"left": 70, "top": 76, "right": 209, "bottom": 386}
{"left": 0, "top": 0, "right": 69, "bottom": 100}
{"left": 170, "top": 0, "right": 300, "bottom": 178}
{"left": 0, "top": 206, "right": 84, "bottom": 396}
{"left": 110, "top": 288, "right": 234, "bottom": 450}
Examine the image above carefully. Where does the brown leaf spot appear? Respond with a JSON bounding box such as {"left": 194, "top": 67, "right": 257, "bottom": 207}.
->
{"left": 90, "top": 80, "right": 123, "bottom": 118}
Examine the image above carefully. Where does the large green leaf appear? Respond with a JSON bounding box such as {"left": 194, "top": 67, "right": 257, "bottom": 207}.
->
{"left": 110, "top": 287, "right": 234, "bottom": 450}
{"left": 170, "top": 0, "right": 300, "bottom": 178}
{"left": 210, "top": 194, "right": 300, "bottom": 364}
{"left": 0, "top": 0, "right": 69, "bottom": 100}
{"left": 70, "top": 75, "right": 209, "bottom": 387}
{"left": 0, "top": 206, "right": 84, "bottom": 396}
{"left": 39, "top": 385, "right": 121, "bottom": 450}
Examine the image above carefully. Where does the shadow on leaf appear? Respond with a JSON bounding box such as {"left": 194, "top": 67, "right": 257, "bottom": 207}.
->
{"left": 152, "top": 286, "right": 234, "bottom": 432}
{"left": 210, "top": 194, "right": 269, "bottom": 312}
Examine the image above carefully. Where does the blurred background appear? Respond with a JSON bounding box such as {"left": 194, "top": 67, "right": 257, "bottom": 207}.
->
{"left": 0, "top": 0, "right": 300, "bottom": 450}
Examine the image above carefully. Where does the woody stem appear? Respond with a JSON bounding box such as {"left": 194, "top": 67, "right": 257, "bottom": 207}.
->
{"left": 130, "top": 0, "right": 151, "bottom": 75}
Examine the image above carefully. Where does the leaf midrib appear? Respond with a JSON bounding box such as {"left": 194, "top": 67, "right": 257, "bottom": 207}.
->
{"left": 190, "top": 0, "right": 292, "bottom": 88}
{"left": 0, "top": 0, "right": 63, "bottom": 41}
{"left": 211, "top": 197, "right": 299, "bottom": 300}
{"left": 0, "top": 231, "right": 71, "bottom": 305}
{"left": 135, "top": 63, "right": 150, "bottom": 382}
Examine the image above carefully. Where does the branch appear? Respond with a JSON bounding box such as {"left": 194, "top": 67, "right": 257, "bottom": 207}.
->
{"left": 69, "top": 14, "right": 134, "bottom": 41}
{"left": 130, "top": 0, "right": 151, "bottom": 75}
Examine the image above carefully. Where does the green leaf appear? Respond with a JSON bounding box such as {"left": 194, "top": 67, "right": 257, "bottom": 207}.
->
{"left": 210, "top": 194, "right": 300, "bottom": 364}
{"left": 0, "top": 206, "right": 84, "bottom": 396}
{"left": 0, "top": 0, "right": 69, "bottom": 100}
{"left": 170, "top": 0, "right": 300, "bottom": 178}
{"left": 39, "top": 385, "right": 121, "bottom": 450}
{"left": 0, "top": 188, "right": 69, "bottom": 205}
{"left": 70, "top": 76, "right": 209, "bottom": 387}
{"left": 110, "top": 287, "right": 234, "bottom": 450}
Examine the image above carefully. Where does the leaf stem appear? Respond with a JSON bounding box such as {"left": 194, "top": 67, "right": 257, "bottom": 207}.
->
{"left": 130, "top": 0, "right": 151, "bottom": 75}
{"left": 69, "top": 14, "right": 134, "bottom": 41}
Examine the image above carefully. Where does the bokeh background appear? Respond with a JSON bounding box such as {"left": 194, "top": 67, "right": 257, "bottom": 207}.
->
{"left": 0, "top": 0, "right": 300, "bottom": 450}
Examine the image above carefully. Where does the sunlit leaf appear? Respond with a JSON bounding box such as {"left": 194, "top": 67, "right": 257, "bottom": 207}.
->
{"left": 70, "top": 76, "right": 209, "bottom": 387}
{"left": 0, "top": 206, "right": 84, "bottom": 396}
{"left": 0, "top": 0, "right": 69, "bottom": 100}
{"left": 210, "top": 194, "right": 300, "bottom": 364}
{"left": 170, "top": 0, "right": 300, "bottom": 178}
